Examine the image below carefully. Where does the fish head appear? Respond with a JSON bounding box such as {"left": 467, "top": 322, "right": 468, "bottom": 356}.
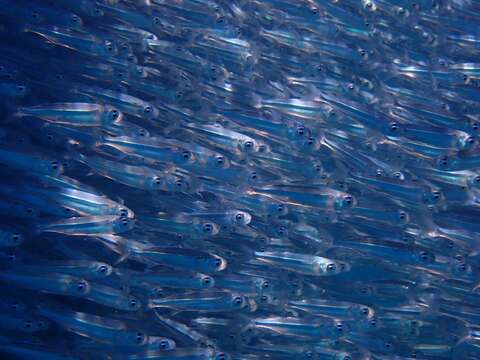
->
{"left": 38, "top": 159, "right": 63, "bottom": 176}
{"left": 457, "top": 134, "right": 477, "bottom": 151}
{"left": 194, "top": 221, "right": 220, "bottom": 237}
{"left": 207, "top": 154, "right": 231, "bottom": 170}
{"left": 88, "top": 262, "right": 113, "bottom": 278}
{"left": 146, "top": 174, "right": 164, "bottom": 191}
{"left": 118, "top": 331, "right": 148, "bottom": 346}
{"left": 229, "top": 294, "right": 248, "bottom": 310}
{"left": 266, "top": 202, "right": 289, "bottom": 217}
{"left": 112, "top": 217, "right": 135, "bottom": 233}
{"left": 199, "top": 274, "right": 215, "bottom": 288}
{"left": 67, "top": 278, "right": 91, "bottom": 296}
{"left": 123, "top": 296, "right": 142, "bottom": 311}
{"left": 334, "top": 194, "right": 357, "bottom": 211}
{"left": 4, "top": 231, "right": 23, "bottom": 247}
{"left": 156, "top": 337, "right": 176, "bottom": 351}
{"left": 239, "top": 139, "right": 258, "bottom": 154}
{"left": 209, "top": 255, "right": 227, "bottom": 272}
{"left": 231, "top": 210, "right": 252, "bottom": 226}
{"left": 396, "top": 209, "right": 410, "bottom": 225}
{"left": 468, "top": 174, "right": 480, "bottom": 190}
{"left": 102, "top": 107, "right": 122, "bottom": 124}
{"left": 142, "top": 104, "right": 159, "bottom": 120}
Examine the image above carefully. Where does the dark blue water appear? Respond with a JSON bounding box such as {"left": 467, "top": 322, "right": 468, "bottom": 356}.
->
{"left": 0, "top": 0, "right": 479, "bottom": 359}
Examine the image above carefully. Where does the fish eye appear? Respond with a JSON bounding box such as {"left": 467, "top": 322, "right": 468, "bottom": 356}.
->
{"left": 336, "top": 323, "right": 344, "bottom": 333}
{"left": 419, "top": 251, "right": 433, "bottom": 262}
{"left": 389, "top": 122, "right": 400, "bottom": 133}
{"left": 249, "top": 171, "right": 258, "bottom": 181}
{"left": 50, "top": 161, "right": 59, "bottom": 170}
{"left": 175, "top": 179, "right": 184, "bottom": 188}
{"left": 203, "top": 223, "right": 213, "bottom": 233}
{"left": 121, "top": 217, "right": 130, "bottom": 226}
{"left": 277, "top": 204, "right": 285, "bottom": 213}
{"left": 24, "top": 320, "right": 33, "bottom": 330}
{"left": 182, "top": 150, "right": 191, "bottom": 160}
{"left": 262, "top": 280, "right": 269, "bottom": 289}
{"left": 260, "top": 295, "right": 268, "bottom": 302}
{"left": 437, "top": 156, "right": 450, "bottom": 169}
{"left": 216, "top": 353, "right": 226, "bottom": 360}
{"left": 105, "top": 42, "right": 114, "bottom": 52}
{"left": 326, "top": 263, "right": 337, "bottom": 272}
{"left": 311, "top": 7, "right": 319, "bottom": 14}
{"left": 136, "top": 332, "right": 145, "bottom": 344}
{"left": 244, "top": 141, "right": 254, "bottom": 149}
{"left": 71, "top": 14, "right": 79, "bottom": 23}
{"left": 365, "top": 1, "right": 373, "bottom": 8}
{"left": 16, "top": 85, "right": 26, "bottom": 93}
{"left": 11, "top": 232, "right": 21, "bottom": 243}
{"left": 159, "top": 339, "right": 170, "bottom": 349}
{"left": 119, "top": 208, "right": 129, "bottom": 217}
{"left": 343, "top": 196, "right": 353, "bottom": 207}
{"left": 153, "top": 176, "right": 162, "bottom": 185}
{"left": 175, "top": 91, "right": 183, "bottom": 99}
{"left": 128, "top": 298, "right": 139, "bottom": 309}
{"left": 213, "top": 258, "right": 222, "bottom": 268}
{"left": 398, "top": 211, "right": 407, "bottom": 220}
{"left": 347, "top": 83, "right": 355, "bottom": 90}
{"left": 361, "top": 307, "right": 370, "bottom": 315}
{"left": 201, "top": 276, "right": 213, "bottom": 286}
{"left": 76, "top": 281, "right": 88, "bottom": 293}
{"left": 233, "top": 296, "right": 243, "bottom": 306}
{"left": 153, "top": 16, "right": 161, "bottom": 25}
{"left": 98, "top": 265, "right": 109, "bottom": 274}
{"left": 31, "top": 11, "right": 40, "bottom": 20}
{"left": 216, "top": 156, "right": 224, "bottom": 165}
{"left": 144, "top": 106, "right": 152, "bottom": 114}
{"left": 296, "top": 126, "right": 305, "bottom": 136}
{"left": 235, "top": 213, "right": 244, "bottom": 222}
{"left": 304, "top": 351, "right": 314, "bottom": 359}
{"left": 138, "top": 129, "right": 147, "bottom": 137}
{"left": 110, "top": 109, "right": 119, "bottom": 120}
{"left": 473, "top": 175, "right": 480, "bottom": 185}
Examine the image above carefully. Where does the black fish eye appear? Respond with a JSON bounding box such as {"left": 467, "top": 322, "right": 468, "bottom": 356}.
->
{"left": 343, "top": 196, "right": 353, "bottom": 205}
{"left": 50, "top": 161, "right": 59, "bottom": 170}
{"left": 260, "top": 295, "right": 268, "bottom": 302}
{"left": 244, "top": 141, "right": 253, "bottom": 148}
{"left": 16, "top": 85, "right": 25, "bottom": 92}
{"left": 327, "top": 263, "right": 337, "bottom": 272}
{"left": 139, "top": 129, "right": 147, "bottom": 137}
{"left": 297, "top": 126, "right": 305, "bottom": 135}
{"left": 182, "top": 151, "right": 191, "bottom": 159}
{"left": 233, "top": 296, "right": 243, "bottom": 305}
{"left": 250, "top": 172, "right": 258, "bottom": 180}
{"left": 110, "top": 109, "right": 119, "bottom": 119}
{"left": 98, "top": 265, "right": 108, "bottom": 273}
{"left": 216, "top": 156, "right": 224, "bottom": 164}
{"left": 153, "top": 176, "right": 162, "bottom": 185}
{"left": 77, "top": 281, "right": 87, "bottom": 292}
{"left": 175, "top": 180, "right": 183, "bottom": 187}
{"left": 214, "top": 258, "right": 222, "bottom": 268}
{"left": 262, "top": 280, "right": 269, "bottom": 288}
{"left": 203, "top": 223, "right": 213, "bottom": 232}
{"left": 202, "top": 276, "right": 212, "bottom": 285}
{"left": 129, "top": 299, "right": 138, "bottom": 308}
{"left": 474, "top": 176, "right": 480, "bottom": 183}
{"left": 398, "top": 211, "right": 406, "bottom": 219}
{"left": 136, "top": 332, "right": 145, "bottom": 343}
{"left": 144, "top": 106, "right": 152, "bottom": 114}
{"left": 311, "top": 7, "right": 319, "bottom": 14}
{"left": 336, "top": 323, "right": 343, "bottom": 332}
{"left": 11, "top": 233, "right": 20, "bottom": 241}
{"left": 121, "top": 218, "right": 129, "bottom": 226}
{"left": 216, "top": 353, "right": 226, "bottom": 360}
{"left": 160, "top": 340, "right": 169, "bottom": 349}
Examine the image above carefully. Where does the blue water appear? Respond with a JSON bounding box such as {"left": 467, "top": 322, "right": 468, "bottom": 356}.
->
{"left": 0, "top": 0, "right": 479, "bottom": 359}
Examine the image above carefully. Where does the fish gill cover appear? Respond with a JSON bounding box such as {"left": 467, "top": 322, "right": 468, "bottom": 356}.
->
{"left": 0, "top": 0, "right": 478, "bottom": 359}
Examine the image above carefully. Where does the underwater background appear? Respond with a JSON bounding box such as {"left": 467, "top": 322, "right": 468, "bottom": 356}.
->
{"left": 0, "top": 0, "right": 479, "bottom": 359}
